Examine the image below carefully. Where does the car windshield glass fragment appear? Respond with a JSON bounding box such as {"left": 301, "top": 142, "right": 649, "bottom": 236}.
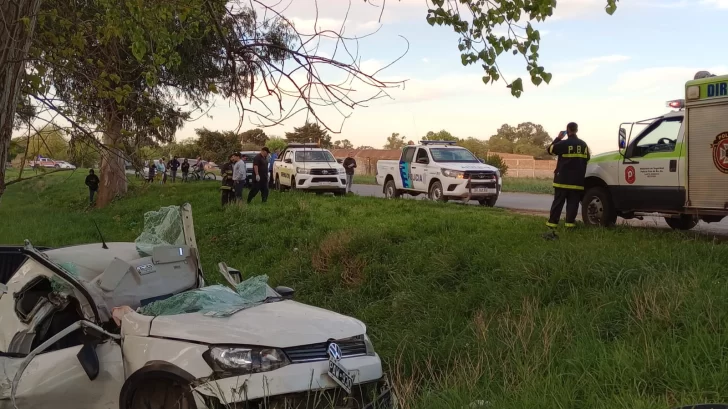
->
{"left": 429, "top": 148, "right": 479, "bottom": 163}
{"left": 295, "top": 151, "right": 335, "bottom": 162}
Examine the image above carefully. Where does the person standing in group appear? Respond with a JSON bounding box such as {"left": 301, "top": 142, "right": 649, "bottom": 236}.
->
{"left": 545, "top": 122, "right": 590, "bottom": 236}
{"left": 247, "top": 147, "right": 270, "bottom": 204}
{"left": 157, "top": 158, "right": 167, "bottom": 184}
{"left": 147, "top": 160, "right": 156, "bottom": 183}
{"left": 220, "top": 153, "right": 236, "bottom": 206}
{"left": 181, "top": 158, "right": 190, "bottom": 182}
{"left": 268, "top": 149, "right": 279, "bottom": 188}
{"left": 168, "top": 156, "right": 180, "bottom": 182}
{"left": 232, "top": 152, "right": 246, "bottom": 201}
{"left": 342, "top": 151, "right": 357, "bottom": 194}
{"left": 85, "top": 169, "right": 100, "bottom": 205}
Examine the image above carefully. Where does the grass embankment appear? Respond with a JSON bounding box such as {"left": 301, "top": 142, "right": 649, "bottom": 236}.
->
{"left": 353, "top": 174, "right": 553, "bottom": 195}
{"left": 2, "top": 172, "right": 728, "bottom": 409}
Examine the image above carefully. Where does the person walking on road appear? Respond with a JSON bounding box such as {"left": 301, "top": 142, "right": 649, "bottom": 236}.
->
{"left": 168, "top": 156, "right": 180, "bottom": 182}
{"left": 545, "top": 122, "right": 590, "bottom": 235}
{"left": 181, "top": 158, "right": 190, "bottom": 182}
{"left": 232, "top": 152, "right": 246, "bottom": 201}
{"left": 342, "top": 152, "right": 357, "bottom": 194}
{"left": 247, "top": 147, "right": 270, "bottom": 204}
{"left": 85, "top": 169, "right": 100, "bottom": 205}
{"left": 220, "top": 153, "right": 236, "bottom": 207}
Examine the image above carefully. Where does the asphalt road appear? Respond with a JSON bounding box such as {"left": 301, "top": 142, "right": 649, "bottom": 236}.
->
{"left": 349, "top": 183, "right": 728, "bottom": 236}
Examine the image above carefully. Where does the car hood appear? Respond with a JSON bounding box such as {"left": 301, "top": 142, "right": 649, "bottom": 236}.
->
{"left": 438, "top": 163, "right": 500, "bottom": 173}
{"left": 148, "top": 300, "right": 366, "bottom": 347}
{"left": 296, "top": 162, "right": 342, "bottom": 169}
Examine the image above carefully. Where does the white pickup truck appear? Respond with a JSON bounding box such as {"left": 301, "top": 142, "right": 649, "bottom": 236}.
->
{"left": 376, "top": 141, "right": 502, "bottom": 206}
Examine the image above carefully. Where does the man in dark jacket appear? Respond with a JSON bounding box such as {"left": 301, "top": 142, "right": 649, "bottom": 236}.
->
{"left": 220, "top": 153, "right": 236, "bottom": 207}
{"left": 247, "top": 147, "right": 270, "bottom": 204}
{"left": 342, "top": 152, "right": 357, "bottom": 194}
{"left": 181, "top": 158, "right": 190, "bottom": 182}
{"left": 545, "top": 122, "right": 590, "bottom": 232}
{"left": 168, "top": 156, "right": 180, "bottom": 182}
{"left": 85, "top": 169, "right": 100, "bottom": 205}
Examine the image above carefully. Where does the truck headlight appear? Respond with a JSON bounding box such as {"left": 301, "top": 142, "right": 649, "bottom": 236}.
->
{"left": 363, "top": 334, "right": 376, "bottom": 356}
{"left": 296, "top": 167, "right": 311, "bottom": 174}
{"left": 338, "top": 168, "right": 346, "bottom": 174}
{"left": 442, "top": 169, "right": 464, "bottom": 179}
{"left": 203, "top": 346, "right": 290, "bottom": 375}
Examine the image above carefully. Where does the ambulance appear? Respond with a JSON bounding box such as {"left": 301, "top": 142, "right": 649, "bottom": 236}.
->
{"left": 582, "top": 71, "right": 728, "bottom": 230}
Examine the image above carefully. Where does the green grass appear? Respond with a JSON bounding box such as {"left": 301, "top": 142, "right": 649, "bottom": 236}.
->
{"left": 2, "top": 171, "right": 728, "bottom": 409}
{"left": 353, "top": 174, "right": 553, "bottom": 195}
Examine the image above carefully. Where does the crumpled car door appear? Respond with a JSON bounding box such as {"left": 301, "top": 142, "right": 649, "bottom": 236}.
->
{"left": 0, "top": 341, "right": 124, "bottom": 409}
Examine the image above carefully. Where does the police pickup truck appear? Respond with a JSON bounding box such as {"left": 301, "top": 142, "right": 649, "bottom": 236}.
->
{"left": 272, "top": 144, "right": 347, "bottom": 195}
{"left": 582, "top": 71, "right": 728, "bottom": 230}
{"left": 376, "top": 141, "right": 502, "bottom": 206}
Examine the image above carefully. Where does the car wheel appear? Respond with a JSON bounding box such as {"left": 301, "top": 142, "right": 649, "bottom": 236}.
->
{"left": 429, "top": 181, "right": 445, "bottom": 202}
{"left": 275, "top": 175, "right": 282, "bottom": 191}
{"left": 290, "top": 177, "right": 296, "bottom": 191}
{"left": 665, "top": 214, "right": 698, "bottom": 230}
{"left": 384, "top": 180, "right": 400, "bottom": 199}
{"left": 478, "top": 196, "right": 498, "bottom": 207}
{"left": 54, "top": 164, "right": 60, "bottom": 169}
{"left": 127, "top": 379, "right": 193, "bottom": 409}
{"left": 582, "top": 187, "right": 617, "bottom": 227}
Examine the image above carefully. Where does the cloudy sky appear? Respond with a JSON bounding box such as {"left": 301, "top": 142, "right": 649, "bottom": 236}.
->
{"left": 179, "top": 0, "right": 727, "bottom": 154}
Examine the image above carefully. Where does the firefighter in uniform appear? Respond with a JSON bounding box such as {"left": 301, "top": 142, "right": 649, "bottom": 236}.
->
{"left": 546, "top": 122, "right": 590, "bottom": 232}
{"left": 220, "top": 153, "right": 235, "bottom": 206}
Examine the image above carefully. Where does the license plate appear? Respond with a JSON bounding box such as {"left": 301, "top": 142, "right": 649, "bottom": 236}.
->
{"left": 473, "top": 188, "right": 493, "bottom": 194}
{"left": 328, "top": 358, "right": 354, "bottom": 394}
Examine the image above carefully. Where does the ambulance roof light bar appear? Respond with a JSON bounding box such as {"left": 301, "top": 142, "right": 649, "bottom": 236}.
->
{"left": 666, "top": 99, "right": 685, "bottom": 110}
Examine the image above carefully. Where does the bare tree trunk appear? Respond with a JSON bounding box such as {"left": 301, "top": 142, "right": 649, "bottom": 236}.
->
{"left": 0, "top": 0, "right": 43, "bottom": 202}
{"left": 97, "top": 109, "right": 127, "bottom": 207}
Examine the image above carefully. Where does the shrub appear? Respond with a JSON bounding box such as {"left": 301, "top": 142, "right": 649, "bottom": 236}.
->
{"left": 482, "top": 153, "right": 508, "bottom": 176}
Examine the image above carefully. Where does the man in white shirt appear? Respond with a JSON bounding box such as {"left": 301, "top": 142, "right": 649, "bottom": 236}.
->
{"left": 232, "top": 152, "right": 247, "bottom": 201}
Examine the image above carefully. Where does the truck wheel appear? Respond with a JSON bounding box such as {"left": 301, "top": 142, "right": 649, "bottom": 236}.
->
{"left": 275, "top": 175, "right": 281, "bottom": 191}
{"left": 429, "top": 181, "right": 445, "bottom": 202}
{"left": 582, "top": 187, "right": 617, "bottom": 227}
{"left": 125, "top": 379, "right": 193, "bottom": 409}
{"left": 478, "top": 196, "right": 498, "bottom": 207}
{"left": 54, "top": 164, "right": 60, "bottom": 169}
{"left": 290, "top": 177, "right": 296, "bottom": 191}
{"left": 665, "top": 215, "right": 698, "bottom": 231}
{"left": 384, "top": 180, "right": 400, "bottom": 199}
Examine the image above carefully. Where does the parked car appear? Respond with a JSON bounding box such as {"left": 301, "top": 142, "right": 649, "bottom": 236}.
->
{"left": 28, "top": 157, "right": 62, "bottom": 169}
{"left": 272, "top": 144, "right": 347, "bottom": 195}
{"left": 0, "top": 204, "right": 392, "bottom": 409}
{"left": 376, "top": 140, "right": 502, "bottom": 206}
{"left": 55, "top": 161, "right": 76, "bottom": 170}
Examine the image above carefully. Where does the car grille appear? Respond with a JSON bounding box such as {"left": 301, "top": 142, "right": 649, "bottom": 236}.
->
{"left": 310, "top": 168, "right": 338, "bottom": 176}
{"left": 463, "top": 171, "right": 497, "bottom": 181}
{"left": 311, "top": 177, "right": 339, "bottom": 183}
{"left": 283, "top": 337, "right": 367, "bottom": 363}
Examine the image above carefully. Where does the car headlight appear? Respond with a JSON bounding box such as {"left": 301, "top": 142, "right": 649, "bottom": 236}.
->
{"left": 442, "top": 169, "right": 464, "bottom": 179}
{"left": 296, "top": 167, "right": 311, "bottom": 174}
{"left": 203, "top": 346, "right": 290, "bottom": 375}
{"left": 363, "top": 334, "right": 376, "bottom": 356}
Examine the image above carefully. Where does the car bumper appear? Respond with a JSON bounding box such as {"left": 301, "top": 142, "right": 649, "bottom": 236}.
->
{"left": 192, "top": 355, "right": 387, "bottom": 407}
{"left": 445, "top": 180, "right": 501, "bottom": 198}
{"left": 296, "top": 174, "right": 347, "bottom": 191}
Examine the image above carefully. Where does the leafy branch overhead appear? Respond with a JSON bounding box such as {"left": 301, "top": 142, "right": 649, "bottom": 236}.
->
{"left": 384, "top": 0, "right": 618, "bottom": 97}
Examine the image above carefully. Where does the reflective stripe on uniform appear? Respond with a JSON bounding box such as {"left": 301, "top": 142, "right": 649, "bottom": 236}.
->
{"left": 548, "top": 145, "right": 555, "bottom": 154}
{"left": 565, "top": 223, "right": 576, "bottom": 228}
{"left": 562, "top": 153, "right": 588, "bottom": 159}
{"left": 220, "top": 186, "right": 232, "bottom": 190}
{"left": 546, "top": 222, "right": 558, "bottom": 228}
{"left": 553, "top": 183, "right": 584, "bottom": 190}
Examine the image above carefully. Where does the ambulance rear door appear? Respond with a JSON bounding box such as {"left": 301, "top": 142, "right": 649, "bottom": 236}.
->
{"left": 685, "top": 75, "right": 728, "bottom": 210}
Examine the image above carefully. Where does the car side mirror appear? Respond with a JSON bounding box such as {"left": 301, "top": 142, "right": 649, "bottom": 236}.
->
{"left": 284, "top": 159, "right": 292, "bottom": 164}
{"left": 618, "top": 127, "right": 627, "bottom": 149}
{"left": 274, "top": 286, "right": 295, "bottom": 300}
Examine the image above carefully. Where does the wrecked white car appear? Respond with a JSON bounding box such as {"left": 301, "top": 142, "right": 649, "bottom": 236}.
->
{"left": 0, "top": 204, "right": 392, "bottom": 409}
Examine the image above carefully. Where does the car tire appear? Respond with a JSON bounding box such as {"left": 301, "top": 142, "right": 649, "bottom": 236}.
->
{"left": 384, "top": 180, "right": 400, "bottom": 199}
{"left": 429, "top": 180, "right": 446, "bottom": 202}
{"left": 290, "top": 177, "right": 296, "bottom": 191}
{"left": 126, "top": 379, "right": 193, "bottom": 409}
{"left": 275, "top": 175, "right": 282, "bottom": 191}
{"left": 54, "top": 164, "right": 60, "bottom": 169}
{"left": 665, "top": 214, "right": 698, "bottom": 231}
{"left": 478, "top": 196, "right": 498, "bottom": 207}
{"left": 582, "top": 187, "right": 617, "bottom": 227}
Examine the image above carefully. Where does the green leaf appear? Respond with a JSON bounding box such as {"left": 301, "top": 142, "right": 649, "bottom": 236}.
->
{"left": 426, "top": 15, "right": 436, "bottom": 26}
{"left": 131, "top": 40, "right": 147, "bottom": 61}
{"left": 531, "top": 76, "right": 543, "bottom": 86}
{"left": 482, "top": 76, "right": 490, "bottom": 84}
{"left": 542, "top": 72, "right": 553, "bottom": 84}
{"left": 208, "top": 83, "right": 219, "bottom": 94}
{"left": 510, "top": 78, "right": 524, "bottom": 97}
{"left": 605, "top": 1, "right": 618, "bottom": 15}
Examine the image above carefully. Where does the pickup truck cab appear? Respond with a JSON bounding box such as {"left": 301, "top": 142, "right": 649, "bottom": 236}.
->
{"left": 376, "top": 141, "right": 502, "bottom": 206}
{"left": 273, "top": 144, "right": 347, "bottom": 195}
{"left": 28, "top": 157, "right": 61, "bottom": 169}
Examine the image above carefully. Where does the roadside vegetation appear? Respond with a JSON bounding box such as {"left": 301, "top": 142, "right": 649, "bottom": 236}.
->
{"left": 354, "top": 174, "right": 553, "bottom": 195}
{"left": 1, "top": 171, "right": 727, "bottom": 409}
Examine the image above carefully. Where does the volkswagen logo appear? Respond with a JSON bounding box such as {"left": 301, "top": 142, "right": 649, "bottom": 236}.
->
{"left": 328, "top": 342, "right": 343, "bottom": 361}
